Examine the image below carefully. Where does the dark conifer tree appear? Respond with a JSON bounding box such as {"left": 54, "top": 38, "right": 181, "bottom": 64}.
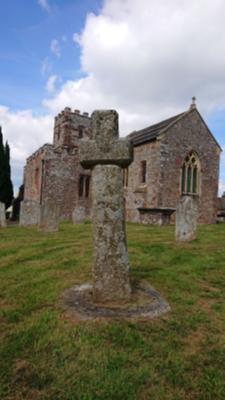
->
{"left": 0, "top": 127, "right": 5, "bottom": 201}
{"left": 0, "top": 126, "right": 14, "bottom": 208}
{"left": 3, "top": 141, "right": 14, "bottom": 208}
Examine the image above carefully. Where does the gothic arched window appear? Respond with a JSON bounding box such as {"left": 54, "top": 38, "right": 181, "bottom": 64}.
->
{"left": 181, "top": 152, "right": 200, "bottom": 194}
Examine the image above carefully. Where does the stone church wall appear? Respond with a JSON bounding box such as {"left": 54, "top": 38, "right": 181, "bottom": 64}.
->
{"left": 22, "top": 108, "right": 92, "bottom": 224}
{"left": 158, "top": 110, "right": 220, "bottom": 224}
{"left": 124, "top": 140, "right": 161, "bottom": 222}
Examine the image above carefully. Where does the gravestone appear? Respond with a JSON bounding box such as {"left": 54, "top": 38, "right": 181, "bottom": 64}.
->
{"left": 72, "top": 206, "right": 86, "bottom": 224}
{"left": 39, "top": 201, "right": 59, "bottom": 232}
{"left": 80, "top": 110, "right": 133, "bottom": 303}
{"left": 175, "top": 195, "right": 198, "bottom": 241}
{"left": 19, "top": 200, "right": 40, "bottom": 226}
{"left": 0, "top": 202, "right": 6, "bottom": 227}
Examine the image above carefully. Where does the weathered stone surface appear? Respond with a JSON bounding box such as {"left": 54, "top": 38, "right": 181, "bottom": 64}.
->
{"left": 92, "top": 165, "right": 131, "bottom": 302}
{"left": 19, "top": 200, "right": 40, "bottom": 226}
{"left": 72, "top": 206, "right": 86, "bottom": 224}
{"left": 175, "top": 195, "right": 199, "bottom": 241}
{"left": 0, "top": 202, "right": 6, "bottom": 227}
{"left": 138, "top": 207, "right": 176, "bottom": 225}
{"left": 80, "top": 110, "right": 133, "bottom": 169}
{"left": 62, "top": 282, "right": 170, "bottom": 320}
{"left": 80, "top": 110, "right": 133, "bottom": 303}
{"left": 39, "top": 201, "right": 59, "bottom": 232}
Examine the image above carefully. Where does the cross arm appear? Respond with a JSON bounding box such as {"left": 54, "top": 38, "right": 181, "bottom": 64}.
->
{"left": 79, "top": 139, "right": 133, "bottom": 169}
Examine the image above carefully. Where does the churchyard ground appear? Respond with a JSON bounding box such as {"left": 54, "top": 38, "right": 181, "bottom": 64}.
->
{"left": 0, "top": 222, "right": 225, "bottom": 400}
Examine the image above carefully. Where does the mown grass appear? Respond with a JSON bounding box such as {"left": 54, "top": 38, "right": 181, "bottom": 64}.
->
{"left": 0, "top": 222, "right": 225, "bottom": 400}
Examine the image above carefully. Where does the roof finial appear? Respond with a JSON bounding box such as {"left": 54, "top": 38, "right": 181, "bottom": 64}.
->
{"left": 190, "top": 96, "right": 196, "bottom": 110}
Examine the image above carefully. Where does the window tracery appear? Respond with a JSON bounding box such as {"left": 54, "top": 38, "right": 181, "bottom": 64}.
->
{"left": 181, "top": 152, "right": 200, "bottom": 194}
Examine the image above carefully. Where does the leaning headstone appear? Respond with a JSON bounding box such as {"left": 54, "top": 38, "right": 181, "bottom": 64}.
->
{"left": 80, "top": 110, "right": 133, "bottom": 303}
{"left": 175, "top": 195, "right": 198, "bottom": 241}
{"left": 72, "top": 206, "right": 86, "bottom": 224}
{"left": 19, "top": 200, "right": 40, "bottom": 226}
{"left": 39, "top": 201, "right": 59, "bottom": 232}
{"left": 0, "top": 202, "right": 6, "bottom": 227}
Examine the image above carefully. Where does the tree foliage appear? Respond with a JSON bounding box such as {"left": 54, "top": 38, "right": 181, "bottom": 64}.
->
{"left": 0, "top": 126, "right": 14, "bottom": 208}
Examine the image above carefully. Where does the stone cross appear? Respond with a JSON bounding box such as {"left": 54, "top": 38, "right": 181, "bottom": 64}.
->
{"left": 0, "top": 202, "right": 6, "bottom": 227}
{"left": 175, "top": 195, "right": 199, "bottom": 241}
{"left": 80, "top": 110, "right": 133, "bottom": 303}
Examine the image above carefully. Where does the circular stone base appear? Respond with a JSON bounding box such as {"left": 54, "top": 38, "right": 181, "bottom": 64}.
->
{"left": 61, "top": 282, "right": 170, "bottom": 321}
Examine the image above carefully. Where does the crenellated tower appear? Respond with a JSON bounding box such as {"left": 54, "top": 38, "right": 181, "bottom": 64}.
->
{"left": 53, "top": 107, "right": 91, "bottom": 148}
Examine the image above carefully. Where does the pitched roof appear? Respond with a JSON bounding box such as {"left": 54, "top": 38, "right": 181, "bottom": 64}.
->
{"left": 128, "top": 112, "right": 186, "bottom": 146}
{"left": 128, "top": 107, "right": 222, "bottom": 150}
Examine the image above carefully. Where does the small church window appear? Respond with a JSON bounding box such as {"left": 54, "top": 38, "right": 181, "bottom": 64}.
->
{"left": 140, "top": 161, "right": 147, "bottom": 183}
{"left": 79, "top": 175, "right": 84, "bottom": 197}
{"left": 85, "top": 176, "right": 90, "bottom": 198}
{"left": 79, "top": 175, "right": 90, "bottom": 198}
{"left": 78, "top": 125, "right": 83, "bottom": 139}
{"left": 181, "top": 152, "right": 200, "bottom": 195}
{"left": 123, "top": 168, "right": 129, "bottom": 187}
{"left": 181, "top": 165, "right": 186, "bottom": 192}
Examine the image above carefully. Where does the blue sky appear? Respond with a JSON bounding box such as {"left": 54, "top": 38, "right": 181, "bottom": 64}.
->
{"left": 0, "top": 0, "right": 102, "bottom": 111}
{"left": 0, "top": 0, "right": 224, "bottom": 195}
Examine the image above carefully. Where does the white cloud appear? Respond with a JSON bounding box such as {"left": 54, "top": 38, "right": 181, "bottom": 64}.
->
{"left": 46, "top": 0, "right": 225, "bottom": 135}
{"left": 2, "top": 0, "right": 225, "bottom": 192}
{"left": 38, "top": 0, "right": 50, "bottom": 12}
{"left": 50, "top": 39, "right": 61, "bottom": 58}
{"left": 0, "top": 106, "right": 53, "bottom": 193}
{"left": 45, "top": 75, "right": 58, "bottom": 93}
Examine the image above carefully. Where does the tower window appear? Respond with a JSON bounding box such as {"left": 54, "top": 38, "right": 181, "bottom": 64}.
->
{"left": 35, "top": 168, "right": 39, "bottom": 189}
{"left": 140, "top": 161, "right": 147, "bottom": 183}
{"left": 78, "top": 125, "right": 83, "bottom": 138}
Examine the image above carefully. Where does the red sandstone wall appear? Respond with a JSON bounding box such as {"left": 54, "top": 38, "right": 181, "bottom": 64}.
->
{"left": 23, "top": 109, "right": 92, "bottom": 222}
{"left": 24, "top": 145, "right": 54, "bottom": 203}
{"left": 41, "top": 148, "right": 91, "bottom": 221}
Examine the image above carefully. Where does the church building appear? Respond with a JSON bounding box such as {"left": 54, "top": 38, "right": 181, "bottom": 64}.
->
{"left": 20, "top": 99, "right": 221, "bottom": 225}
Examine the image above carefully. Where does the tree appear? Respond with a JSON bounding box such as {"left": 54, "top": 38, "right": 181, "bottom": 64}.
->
{"left": 0, "top": 127, "right": 5, "bottom": 201}
{"left": 0, "top": 127, "right": 4, "bottom": 165}
{"left": 12, "top": 184, "right": 24, "bottom": 221}
{"left": 0, "top": 126, "right": 14, "bottom": 208}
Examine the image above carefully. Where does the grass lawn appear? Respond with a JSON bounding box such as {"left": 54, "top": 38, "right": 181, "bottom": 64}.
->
{"left": 0, "top": 222, "right": 225, "bottom": 400}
